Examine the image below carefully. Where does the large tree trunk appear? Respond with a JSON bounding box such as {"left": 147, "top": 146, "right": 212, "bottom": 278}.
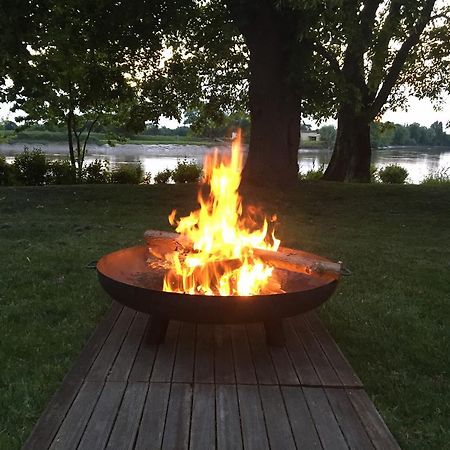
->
{"left": 243, "top": 47, "right": 300, "bottom": 187}
{"left": 323, "top": 108, "right": 371, "bottom": 182}
{"left": 231, "top": 3, "right": 301, "bottom": 189}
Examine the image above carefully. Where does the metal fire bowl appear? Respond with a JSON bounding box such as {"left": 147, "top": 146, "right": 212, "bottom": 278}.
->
{"left": 97, "top": 245, "right": 339, "bottom": 324}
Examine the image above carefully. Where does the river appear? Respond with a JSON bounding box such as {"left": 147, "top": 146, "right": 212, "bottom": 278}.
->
{"left": 1, "top": 142, "right": 449, "bottom": 184}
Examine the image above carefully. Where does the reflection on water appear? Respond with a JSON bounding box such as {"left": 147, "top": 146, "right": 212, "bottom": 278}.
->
{"left": 1, "top": 142, "right": 450, "bottom": 184}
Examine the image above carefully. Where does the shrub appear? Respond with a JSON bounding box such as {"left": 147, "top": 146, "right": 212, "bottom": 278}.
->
{"left": 82, "top": 159, "right": 110, "bottom": 184}
{"left": 378, "top": 164, "right": 408, "bottom": 184}
{"left": 171, "top": 158, "right": 202, "bottom": 183}
{"left": 46, "top": 160, "right": 76, "bottom": 185}
{"left": 298, "top": 164, "right": 325, "bottom": 181}
{"left": 0, "top": 155, "right": 14, "bottom": 185}
{"left": 421, "top": 167, "right": 450, "bottom": 185}
{"left": 154, "top": 168, "right": 172, "bottom": 184}
{"left": 13, "top": 147, "right": 48, "bottom": 185}
{"left": 110, "top": 163, "right": 144, "bottom": 184}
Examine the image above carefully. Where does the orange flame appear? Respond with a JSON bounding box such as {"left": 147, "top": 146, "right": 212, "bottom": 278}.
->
{"left": 163, "top": 130, "right": 280, "bottom": 296}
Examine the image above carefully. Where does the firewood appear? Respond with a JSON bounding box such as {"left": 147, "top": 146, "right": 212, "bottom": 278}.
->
{"left": 143, "top": 229, "right": 342, "bottom": 276}
{"left": 144, "top": 229, "right": 192, "bottom": 259}
{"left": 252, "top": 248, "right": 342, "bottom": 276}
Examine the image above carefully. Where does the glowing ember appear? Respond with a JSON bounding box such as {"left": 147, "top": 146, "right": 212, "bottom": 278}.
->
{"left": 161, "top": 130, "right": 281, "bottom": 296}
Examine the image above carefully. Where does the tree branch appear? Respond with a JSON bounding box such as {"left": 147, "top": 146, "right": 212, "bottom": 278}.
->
{"left": 368, "top": 0, "right": 437, "bottom": 119}
{"left": 367, "top": 0, "right": 402, "bottom": 99}
{"left": 81, "top": 115, "right": 100, "bottom": 164}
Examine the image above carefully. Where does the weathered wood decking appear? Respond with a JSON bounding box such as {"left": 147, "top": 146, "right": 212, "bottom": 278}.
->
{"left": 23, "top": 302, "right": 400, "bottom": 450}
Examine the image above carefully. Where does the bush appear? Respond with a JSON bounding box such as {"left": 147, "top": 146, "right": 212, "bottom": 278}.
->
{"left": 171, "top": 158, "right": 202, "bottom": 183}
{"left": 154, "top": 168, "right": 172, "bottom": 184}
{"left": 110, "top": 163, "right": 144, "bottom": 184}
{"left": 421, "top": 167, "right": 450, "bottom": 185}
{"left": 378, "top": 164, "right": 409, "bottom": 184}
{"left": 13, "top": 147, "right": 48, "bottom": 185}
{"left": 0, "top": 155, "right": 14, "bottom": 185}
{"left": 46, "top": 160, "right": 76, "bottom": 185}
{"left": 298, "top": 164, "right": 325, "bottom": 181}
{"left": 82, "top": 159, "right": 110, "bottom": 184}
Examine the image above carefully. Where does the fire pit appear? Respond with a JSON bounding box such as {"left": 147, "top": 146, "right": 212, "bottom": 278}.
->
{"left": 97, "top": 130, "right": 343, "bottom": 345}
{"left": 97, "top": 244, "right": 339, "bottom": 345}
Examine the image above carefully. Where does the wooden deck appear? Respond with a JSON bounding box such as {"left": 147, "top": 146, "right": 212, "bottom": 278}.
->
{"left": 23, "top": 302, "right": 400, "bottom": 450}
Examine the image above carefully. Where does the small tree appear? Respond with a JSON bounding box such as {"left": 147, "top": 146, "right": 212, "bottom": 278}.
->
{"left": 6, "top": 1, "right": 139, "bottom": 180}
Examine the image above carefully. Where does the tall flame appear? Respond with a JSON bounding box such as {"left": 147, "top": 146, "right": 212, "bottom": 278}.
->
{"left": 163, "top": 130, "right": 280, "bottom": 296}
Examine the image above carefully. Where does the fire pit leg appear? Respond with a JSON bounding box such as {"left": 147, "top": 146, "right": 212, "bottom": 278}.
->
{"left": 264, "top": 319, "right": 285, "bottom": 346}
{"left": 145, "top": 314, "right": 169, "bottom": 345}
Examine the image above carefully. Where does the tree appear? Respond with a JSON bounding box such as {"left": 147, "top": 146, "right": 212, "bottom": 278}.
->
{"left": 141, "top": 0, "right": 315, "bottom": 187}
{"left": 3, "top": 0, "right": 188, "bottom": 180}
{"left": 314, "top": 0, "right": 450, "bottom": 181}
{"left": 319, "top": 125, "right": 337, "bottom": 149}
{"left": 224, "top": 1, "right": 317, "bottom": 187}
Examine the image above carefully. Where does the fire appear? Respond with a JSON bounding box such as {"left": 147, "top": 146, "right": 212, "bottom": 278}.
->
{"left": 162, "top": 130, "right": 280, "bottom": 296}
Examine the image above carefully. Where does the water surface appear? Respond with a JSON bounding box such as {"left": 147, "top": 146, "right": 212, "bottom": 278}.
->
{"left": 1, "top": 142, "right": 449, "bottom": 184}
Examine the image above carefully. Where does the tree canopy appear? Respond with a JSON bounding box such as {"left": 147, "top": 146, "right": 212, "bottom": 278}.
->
{"left": 2, "top": 0, "right": 450, "bottom": 186}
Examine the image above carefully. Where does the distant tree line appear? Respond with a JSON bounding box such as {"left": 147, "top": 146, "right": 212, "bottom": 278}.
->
{"left": 370, "top": 121, "right": 450, "bottom": 148}
{"left": 318, "top": 121, "right": 450, "bottom": 149}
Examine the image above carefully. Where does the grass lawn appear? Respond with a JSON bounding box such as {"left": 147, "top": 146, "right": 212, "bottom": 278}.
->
{"left": 0, "top": 182, "right": 449, "bottom": 449}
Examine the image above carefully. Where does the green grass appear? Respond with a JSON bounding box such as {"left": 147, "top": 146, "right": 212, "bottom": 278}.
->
{"left": 0, "top": 182, "right": 449, "bottom": 449}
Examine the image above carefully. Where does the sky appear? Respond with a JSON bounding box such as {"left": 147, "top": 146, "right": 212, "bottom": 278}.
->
{"left": 1, "top": 95, "right": 449, "bottom": 130}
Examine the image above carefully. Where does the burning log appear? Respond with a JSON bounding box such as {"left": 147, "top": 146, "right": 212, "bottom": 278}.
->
{"left": 144, "top": 230, "right": 192, "bottom": 260}
{"left": 252, "top": 248, "right": 342, "bottom": 276}
{"left": 144, "top": 229, "right": 343, "bottom": 276}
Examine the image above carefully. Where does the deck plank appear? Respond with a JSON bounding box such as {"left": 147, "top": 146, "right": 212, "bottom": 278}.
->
{"left": 214, "top": 325, "right": 236, "bottom": 384}
{"left": 284, "top": 318, "right": 320, "bottom": 385}
{"left": 108, "top": 313, "right": 148, "bottom": 382}
{"left": 259, "top": 385, "right": 296, "bottom": 450}
{"left": 346, "top": 389, "right": 401, "bottom": 450}
{"left": 77, "top": 382, "right": 126, "bottom": 450}
{"left": 86, "top": 308, "right": 135, "bottom": 381}
{"left": 306, "top": 313, "right": 363, "bottom": 387}
{"left": 194, "top": 324, "right": 215, "bottom": 383}
{"left": 282, "top": 386, "right": 322, "bottom": 449}
{"left": 326, "top": 388, "right": 375, "bottom": 449}
{"left": 48, "top": 382, "right": 103, "bottom": 450}
{"left": 269, "top": 344, "right": 300, "bottom": 385}
{"left": 216, "top": 384, "right": 242, "bottom": 450}
{"left": 134, "top": 383, "right": 170, "bottom": 450}
{"left": 293, "top": 315, "right": 341, "bottom": 386}
{"left": 128, "top": 316, "right": 157, "bottom": 382}
{"left": 161, "top": 383, "right": 192, "bottom": 450}
{"left": 231, "top": 324, "right": 257, "bottom": 384}
{"left": 150, "top": 321, "right": 180, "bottom": 382}
{"left": 105, "top": 382, "right": 147, "bottom": 450}
{"left": 246, "top": 323, "right": 278, "bottom": 385}
{"left": 190, "top": 384, "right": 216, "bottom": 450}
{"left": 303, "top": 386, "right": 349, "bottom": 450}
{"left": 237, "top": 384, "right": 269, "bottom": 450}
{"left": 172, "top": 322, "right": 196, "bottom": 383}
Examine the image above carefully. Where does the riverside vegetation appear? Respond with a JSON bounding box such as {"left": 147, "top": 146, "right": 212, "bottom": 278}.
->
{"left": 2, "top": 148, "right": 449, "bottom": 187}
{"left": 0, "top": 149, "right": 203, "bottom": 186}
